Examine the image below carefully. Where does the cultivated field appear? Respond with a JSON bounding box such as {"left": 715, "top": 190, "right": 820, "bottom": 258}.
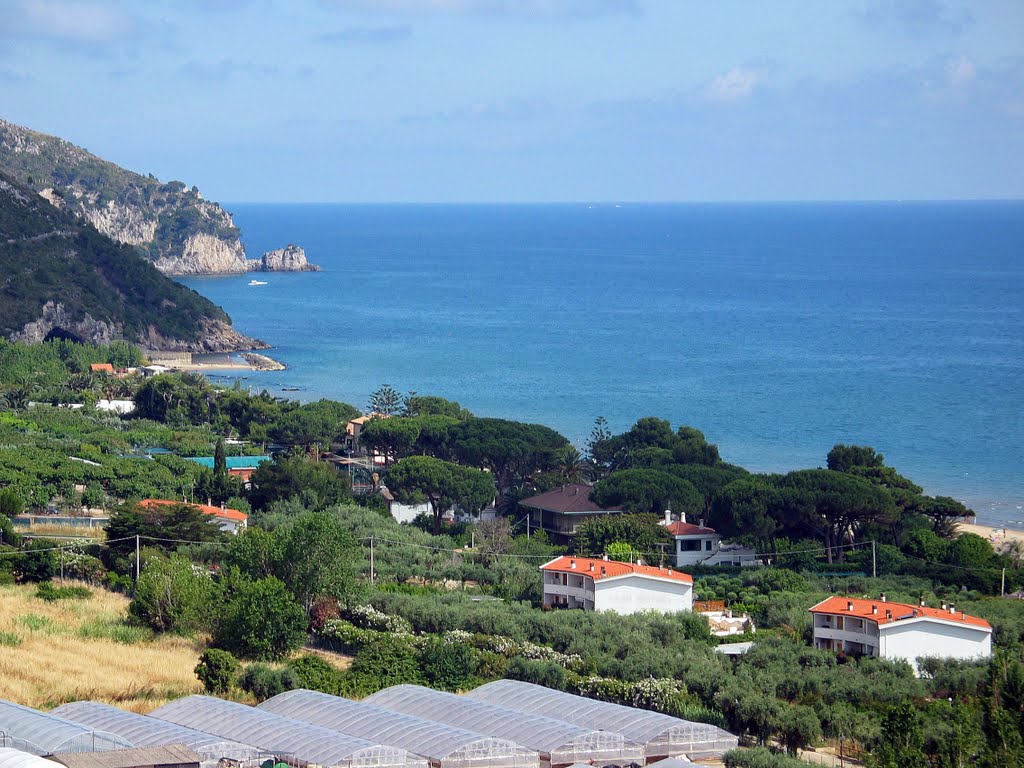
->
{"left": 0, "top": 582, "right": 204, "bottom": 711}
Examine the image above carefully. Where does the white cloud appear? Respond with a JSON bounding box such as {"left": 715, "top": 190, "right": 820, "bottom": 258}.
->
{"left": 703, "top": 67, "right": 767, "bottom": 103}
{"left": 1, "top": 0, "right": 137, "bottom": 45}
{"left": 945, "top": 54, "right": 976, "bottom": 89}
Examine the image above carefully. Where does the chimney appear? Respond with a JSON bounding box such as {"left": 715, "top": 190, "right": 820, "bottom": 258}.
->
{"left": 600, "top": 566, "right": 606, "bottom": 576}
{"left": 847, "top": 601, "right": 854, "bottom": 611}
{"left": 570, "top": 559, "right": 576, "bottom": 570}
{"left": 664, "top": 508, "right": 672, "bottom": 526}
{"left": 881, "top": 593, "right": 887, "bottom": 603}
{"left": 949, "top": 604, "right": 956, "bottom": 615}
{"left": 871, "top": 605, "right": 878, "bottom": 615}
{"left": 885, "top": 609, "right": 892, "bottom": 619}
{"left": 920, "top": 596, "right": 926, "bottom": 607}
{"left": 603, "top": 554, "right": 609, "bottom": 561}
{"left": 589, "top": 562, "right": 594, "bottom": 572}
{"left": 680, "top": 511, "right": 687, "bottom": 524}
{"left": 941, "top": 600, "right": 947, "bottom": 610}
{"left": 699, "top": 518, "right": 705, "bottom": 528}
{"left": 961, "top": 611, "right": 967, "bottom": 619}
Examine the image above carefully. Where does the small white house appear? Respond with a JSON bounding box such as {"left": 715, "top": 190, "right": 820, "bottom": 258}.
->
{"left": 664, "top": 513, "right": 757, "bottom": 567}
{"left": 810, "top": 596, "right": 992, "bottom": 670}
{"left": 96, "top": 399, "right": 136, "bottom": 414}
{"left": 540, "top": 555, "right": 693, "bottom": 615}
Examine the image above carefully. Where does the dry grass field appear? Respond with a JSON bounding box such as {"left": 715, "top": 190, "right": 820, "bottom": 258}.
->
{"left": 0, "top": 582, "right": 204, "bottom": 711}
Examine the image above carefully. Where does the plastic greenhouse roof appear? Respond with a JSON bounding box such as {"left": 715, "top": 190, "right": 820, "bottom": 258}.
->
{"left": 0, "top": 700, "right": 134, "bottom": 755}
{"left": 259, "top": 690, "right": 538, "bottom": 768}
{"left": 464, "top": 681, "right": 738, "bottom": 759}
{"left": 364, "top": 686, "right": 645, "bottom": 765}
{"left": 0, "top": 747, "right": 61, "bottom": 768}
{"left": 51, "top": 702, "right": 264, "bottom": 765}
{"left": 150, "top": 696, "right": 416, "bottom": 768}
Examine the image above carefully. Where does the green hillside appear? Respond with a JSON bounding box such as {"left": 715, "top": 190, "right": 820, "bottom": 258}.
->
{"left": 0, "top": 171, "right": 259, "bottom": 351}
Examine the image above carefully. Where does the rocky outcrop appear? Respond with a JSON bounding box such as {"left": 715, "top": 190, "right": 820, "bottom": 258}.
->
{"left": 157, "top": 232, "right": 249, "bottom": 275}
{"left": 11, "top": 302, "right": 122, "bottom": 346}
{"left": 0, "top": 119, "right": 264, "bottom": 276}
{"left": 247, "top": 243, "right": 320, "bottom": 272}
{"left": 140, "top": 318, "right": 269, "bottom": 353}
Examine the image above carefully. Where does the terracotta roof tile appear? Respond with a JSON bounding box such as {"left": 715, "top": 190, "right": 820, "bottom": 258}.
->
{"left": 810, "top": 595, "right": 991, "bottom": 630}
{"left": 666, "top": 521, "right": 717, "bottom": 536}
{"left": 541, "top": 555, "right": 693, "bottom": 584}
{"left": 141, "top": 499, "right": 248, "bottom": 523}
{"left": 519, "top": 484, "right": 620, "bottom": 514}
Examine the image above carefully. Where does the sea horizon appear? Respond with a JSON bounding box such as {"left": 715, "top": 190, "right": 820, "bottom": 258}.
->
{"left": 180, "top": 201, "right": 1024, "bottom": 529}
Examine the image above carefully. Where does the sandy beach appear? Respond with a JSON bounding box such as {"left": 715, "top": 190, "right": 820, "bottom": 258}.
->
{"left": 956, "top": 521, "right": 1024, "bottom": 548}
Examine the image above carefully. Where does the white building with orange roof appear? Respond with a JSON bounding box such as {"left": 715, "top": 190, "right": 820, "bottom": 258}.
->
{"left": 140, "top": 499, "right": 248, "bottom": 535}
{"left": 539, "top": 555, "right": 693, "bottom": 615}
{"left": 810, "top": 595, "right": 992, "bottom": 669}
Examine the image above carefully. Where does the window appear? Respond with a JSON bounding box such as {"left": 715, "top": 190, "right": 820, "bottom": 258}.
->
{"left": 679, "top": 540, "right": 701, "bottom": 551}
{"left": 704, "top": 540, "right": 713, "bottom": 551}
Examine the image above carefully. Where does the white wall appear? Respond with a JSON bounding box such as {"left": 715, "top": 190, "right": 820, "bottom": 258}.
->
{"left": 391, "top": 500, "right": 431, "bottom": 525}
{"left": 594, "top": 575, "right": 693, "bottom": 615}
{"left": 880, "top": 619, "right": 992, "bottom": 669}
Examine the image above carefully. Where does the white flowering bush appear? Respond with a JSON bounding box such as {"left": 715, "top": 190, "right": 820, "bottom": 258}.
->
{"left": 345, "top": 603, "right": 414, "bottom": 634}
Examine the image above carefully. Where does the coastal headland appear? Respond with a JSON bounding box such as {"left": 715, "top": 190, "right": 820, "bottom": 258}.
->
{"left": 147, "top": 350, "right": 286, "bottom": 372}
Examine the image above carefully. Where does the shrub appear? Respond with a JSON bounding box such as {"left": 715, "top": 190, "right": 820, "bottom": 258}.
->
{"left": 422, "top": 637, "right": 478, "bottom": 692}
{"left": 724, "top": 747, "right": 806, "bottom": 768}
{"left": 195, "top": 649, "right": 239, "bottom": 694}
{"left": 213, "top": 576, "right": 307, "bottom": 660}
{"left": 288, "top": 654, "right": 344, "bottom": 695}
{"left": 35, "top": 582, "right": 92, "bottom": 601}
{"left": 129, "top": 556, "right": 214, "bottom": 634}
{"left": 347, "top": 635, "right": 424, "bottom": 693}
{"left": 238, "top": 664, "right": 299, "bottom": 702}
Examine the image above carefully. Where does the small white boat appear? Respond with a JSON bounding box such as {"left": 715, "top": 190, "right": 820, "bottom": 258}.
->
{"left": 248, "top": 279, "right": 268, "bottom": 286}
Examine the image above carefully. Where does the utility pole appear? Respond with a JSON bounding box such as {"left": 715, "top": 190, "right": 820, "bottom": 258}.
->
{"left": 135, "top": 534, "right": 140, "bottom": 582}
{"left": 872, "top": 540, "right": 876, "bottom": 579}
{"left": 1002, "top": 567, "right": 1006, "bottom": 596}
{"left": 60, "top": 546, "right": 64, "bottom": 585}
{"left": 369, "top": 536, "right": 375, "bottom": 585}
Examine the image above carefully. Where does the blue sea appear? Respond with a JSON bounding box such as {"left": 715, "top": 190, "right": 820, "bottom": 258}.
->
{"left": 179, "top": 202, "right": 1024, "bottom": 528}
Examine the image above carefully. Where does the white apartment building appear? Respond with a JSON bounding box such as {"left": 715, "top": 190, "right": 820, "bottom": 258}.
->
{"left": 810, "top": 596, "right": 992, "bottom": 670}
{"left": 540, "top": 555, "right": 693, "bottom": 615}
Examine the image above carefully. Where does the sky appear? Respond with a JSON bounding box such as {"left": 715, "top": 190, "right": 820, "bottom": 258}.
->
{"left": 1, "top": 0, "right": 1022, "bottom": 202}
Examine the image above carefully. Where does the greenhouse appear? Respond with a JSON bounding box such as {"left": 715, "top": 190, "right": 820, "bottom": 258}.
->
{"left": 150, "top": 697, "right": 420, "bottom": 768}
{"left": 259, "top": 690, "right": 539, "bottom": 768}
{"left": 465, "top": 681, "right": 738, "bottom": 761}
{"left": 52, "top": 702, "right": 266, "bottom": 768}
{"left": 0, "top": 700, "right": 134, "bottom": 755}
{"left": 364, "top": 686, "right": 645, "bottom": 768}
{"left": 0, "top": 747, "right": 63, "bottom": 768}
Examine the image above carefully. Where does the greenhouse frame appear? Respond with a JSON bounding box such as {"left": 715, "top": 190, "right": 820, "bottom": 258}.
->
{"left": 364, "top": 686, "right": 645, "bottom": 768}
{"left": 465, "top": 681, "right": 738, "bottom": 760}
{"left": 150, "top": 697, "right": 421, "bottom": 768}
{"left": 0, "top": 700, "right": 133, "bottom": 755}
{"left": 0, "top": 747, "right": 64, "bottom": 768}
{"left": 52, "top": 702, "right": 266, "bottom": 768}
{"left": 259, "top": 690, "right": 539, "bottom": 768}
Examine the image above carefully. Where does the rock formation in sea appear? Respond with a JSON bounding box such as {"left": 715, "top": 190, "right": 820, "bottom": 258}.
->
{"left": 248, "top": 244, "right": 321, "bottom": 272}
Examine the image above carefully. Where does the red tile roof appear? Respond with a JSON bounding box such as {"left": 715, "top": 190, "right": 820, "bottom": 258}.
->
{"left": 140, "top": 499, "right": 248, "bottom": 523}
{"left": 519, "top": 484, "right": 620, "bottom": 514}
{"left": 666, "top": 521, "right": 717, "bottom": 536}
{"left": 90, "top": 363, "right": 114, "bottom": 373}
{"left": 810, "top": 596, "right": 991, "bottom": 630}
{"left": 541, "top": 555, "right": 693, "bottom": 584}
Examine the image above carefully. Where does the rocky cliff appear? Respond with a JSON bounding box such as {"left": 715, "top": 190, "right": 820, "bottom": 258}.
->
{"left": 0, "top": 171, "right": 267, "bottom": 352}
{"left": 0, "top": 119, "right": 314, "bottom": 276}
{"left": 248, "top": 244, "right": 321, "bottom": 272}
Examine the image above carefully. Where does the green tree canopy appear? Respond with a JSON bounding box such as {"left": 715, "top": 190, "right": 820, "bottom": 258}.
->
{"left": 574, "top": 513, "right": 672, "bottom": 560}
{"left": 590, "top": 468, "right": 703, "bottom": 517}
{"left": 359, "top": 416, "right": 421, "bottom": 465}
{"left": 446, "top": 418, "right": 569, "bottom": 496}
{"left": 129, "top": 554, "right": 214, "bottom": 633}
{"left": 248, "top": 453, "right": 352, "bottom": 511}
{"left": 385, "top": 455, "right": 495, "bottom": 533}
{"left": 213, "top": 575, "right": 307, "bottom": 660}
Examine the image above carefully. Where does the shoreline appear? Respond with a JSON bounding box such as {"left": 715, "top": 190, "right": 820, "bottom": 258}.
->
{"left": 165, "top": 352, "right": 286, "bottom": 373}
{"left": 956, "top": 521, "right": 1024, "bottom": 549}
